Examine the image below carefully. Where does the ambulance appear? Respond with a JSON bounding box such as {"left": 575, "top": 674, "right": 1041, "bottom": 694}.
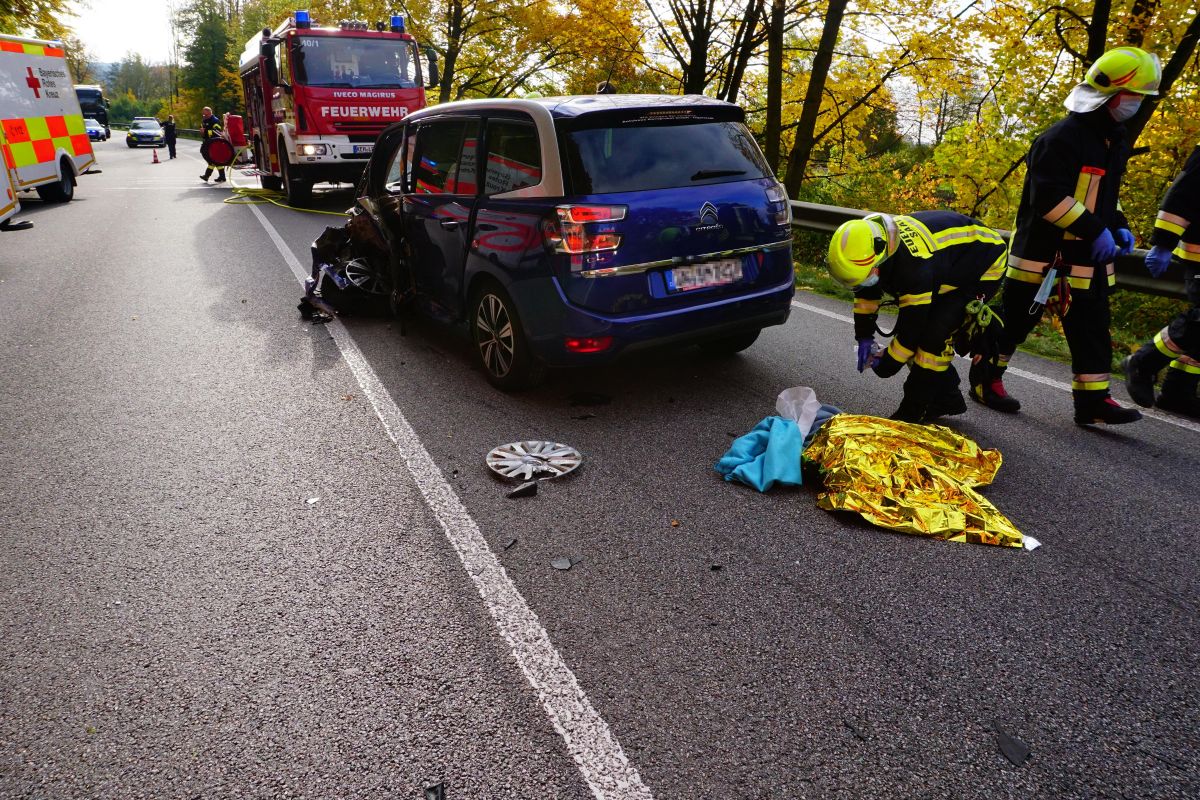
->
{"left": 0, "top": 33, "right": 95, "bottom": 207}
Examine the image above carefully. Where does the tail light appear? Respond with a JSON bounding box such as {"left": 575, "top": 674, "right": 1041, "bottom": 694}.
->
{"left": 565, "top": 336, "right": 613, "bottom": 353}
{"left": 766, "top": 182, "right": 791, "bottom": 226}
{"left": 544, "top": 205, "right": 626, "bottom": 254}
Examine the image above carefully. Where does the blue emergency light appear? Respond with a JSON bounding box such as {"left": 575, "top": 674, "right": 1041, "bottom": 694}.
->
{"left": 390, "top": 15, "right": 405, "bottom": 33}
{"left": 295, "top": 10, "right": 311, "bottom": 29}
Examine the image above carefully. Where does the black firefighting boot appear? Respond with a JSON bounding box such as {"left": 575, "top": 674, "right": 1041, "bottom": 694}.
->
{"left": 1073, "top": 391, "right": 1143, "bottom": 426}
{"left": 1155, "top": 367, "right": 1200, "bottom": 418}
{"left": 923, "top": 368, "right": 967, "bottom": 422}
{"left": 214, "top": 169, "right": 227, "bottom": 184}
{"left": 891, "top": 370, "right": 936, "bottom": 424}
{"left": 1121, "top": 343, "right": 1171, "bottom": 408}
{"left": 969, "top": 355, "right": 1020, "bottom": 413}
{"left": 200, "top": 168, "right": 212, "bottom": 183}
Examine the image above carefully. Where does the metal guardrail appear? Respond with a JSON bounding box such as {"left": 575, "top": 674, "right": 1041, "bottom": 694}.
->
{"left": 789, "top": 200, "right": 1188, "bottom": 300}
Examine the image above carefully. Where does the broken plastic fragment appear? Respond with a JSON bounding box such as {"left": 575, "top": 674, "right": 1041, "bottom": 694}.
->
{"left": 306, "top": 497, "right": 321, "bottom": 505}
{"left": 425, "top": 783, "right": 445, "bottom": 800}
{"left": 503, "top": 538, "right": 518, "bottom": 550}
{"left": 995, "top": 723, "right": 1030, "bottom": 765}
{"left": 507, "top": 481, "right": 538, "bottom": 499}
{"left": 552, "top": 557, "right": 582, "bottom": 571}
{"left": 843, "top": 718, "right": 869, "bottom": 741}
{"left": 1023, "top": 536, "right": 1042, "bottom": 551}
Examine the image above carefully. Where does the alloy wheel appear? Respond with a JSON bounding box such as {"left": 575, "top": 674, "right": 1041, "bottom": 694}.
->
{"left": 475, "top": 293, "right": 515, "bottom": 379}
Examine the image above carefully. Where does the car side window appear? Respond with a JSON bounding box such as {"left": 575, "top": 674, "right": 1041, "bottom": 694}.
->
{"left": 483, "top": 119, "right": 541, "bottom": 195}
{"left": 411, "top": 119, "right": 474, "bottom": 195}
{"left": 384, "top": 131, "right": 408, "bottom": 192}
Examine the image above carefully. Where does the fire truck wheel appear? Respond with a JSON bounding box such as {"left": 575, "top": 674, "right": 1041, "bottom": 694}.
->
{"left": 35, "top": 159, "right": 75, "bottom": 203}
{"left": 280, "top": 154, "right": 311, "bottom": 206}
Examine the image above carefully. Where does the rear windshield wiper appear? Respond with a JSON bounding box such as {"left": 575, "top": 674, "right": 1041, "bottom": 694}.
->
{"left": 690, "top": 169, "right": 746, "bottom": 180}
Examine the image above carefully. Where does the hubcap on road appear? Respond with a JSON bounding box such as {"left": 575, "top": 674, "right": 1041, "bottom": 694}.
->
{"left": 486, "top": 441, "right": 583, "bottom": 480}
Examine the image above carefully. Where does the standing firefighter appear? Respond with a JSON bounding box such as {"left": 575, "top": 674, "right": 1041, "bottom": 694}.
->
{"left": 199, "top": 107, "right": 227, "bottom": 184}
{"left": 970, "top": 47, "right": 1161, "bottom": 426}
{"left": 1123, "top": 144, "right": 1200, "bottom": 417}
{"left": 827, "top": 211, "right": 1007, "bottom": 424}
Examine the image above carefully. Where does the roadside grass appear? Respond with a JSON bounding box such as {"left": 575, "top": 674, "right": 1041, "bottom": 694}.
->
{"left": 791, "top": 233, "right": 1188, "bottom": 374}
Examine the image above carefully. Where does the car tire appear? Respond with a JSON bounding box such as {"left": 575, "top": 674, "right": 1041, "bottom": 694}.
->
{"left": 470, "top": 282, "right": 544, "bottom": 390}
{"left": 280, "top": 152, "right": 311, "bottom": 206}
{"left": 126, "top": 141, "right": 136, "bottom": 148}
{"left": 698, "top": 329, "right": 761, "bottom": 356}
{"left": 34, "top": 159, "right": 74, "bottom": 203}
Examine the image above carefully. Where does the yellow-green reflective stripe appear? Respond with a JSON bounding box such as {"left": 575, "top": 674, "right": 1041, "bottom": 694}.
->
{"left": 854, "top": 298, "right": 880, "bottom": 314}
{"left": 1175, "top": 247, "right": 1200, "bottom": 262}
{"left": 1072, "top": 379, "right": 1109, "bottom": 390}
{"left": 1169, "top": 360, "right": 1200, "bottom": 374}
{"left": 1154, "top": 330, "right": 1182, "bottom": 356}
{"left": 898, "top": 292, "right": 931, "bottom": 307}
{"left": 1054, "top": 201, "right": 1087, "bottom": 229}
{"left": 1005, "top": 266, "right": 1044, "bottom": 284}
{"left": 1155, "top": 218, "right": 1185, "bottom": 236}
{"left": 933, "top": 225, "right": 1005, "bottom": 247}
{"left": 914, "top": 350, "right": 951, "bottom": 371}
{"left": 1067, "top": 276, "right": 1092, "bottom": 290}
{"left": 887, "top": 339, "right": 914, "bottom": 362}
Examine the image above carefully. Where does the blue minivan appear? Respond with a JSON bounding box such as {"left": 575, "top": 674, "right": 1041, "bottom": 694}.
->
{"left": 344, "top": 94, "right": 795, "bottom": 388}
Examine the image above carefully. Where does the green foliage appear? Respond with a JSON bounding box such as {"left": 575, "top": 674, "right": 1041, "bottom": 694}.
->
{"left": 108, "top": 90, "right": 163, "bottom": 124}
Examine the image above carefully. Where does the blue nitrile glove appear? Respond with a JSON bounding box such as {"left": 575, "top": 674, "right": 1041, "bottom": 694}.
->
{"left": 856, "top": 339, "right": 876, "bottom": 373}
{"left": 1145, "top": 245, "right": 1172, "bottom": 278}
{"left": 1115, "top": 228, "right": 1135, "bottom": 256}
{"left": 1090, "top": 229, "right": 1117, "bottom": 263}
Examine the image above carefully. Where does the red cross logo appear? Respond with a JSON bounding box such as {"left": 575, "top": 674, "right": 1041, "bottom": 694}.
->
{"left": 25, "top": 67, "right": 41, "bottom": 99}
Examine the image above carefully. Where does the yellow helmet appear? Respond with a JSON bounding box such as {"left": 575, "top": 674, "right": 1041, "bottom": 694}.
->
{"left": 1086, "top": 47, "right": 1161, "bottom": 95}
{"left": 1065, "top": 47, "right": 1161, "bottom": 112}
{"left": 827, "top": 214, "right": 893, "bottom": 288}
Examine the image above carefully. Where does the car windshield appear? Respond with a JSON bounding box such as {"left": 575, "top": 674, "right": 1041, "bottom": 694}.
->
{"left": 290, "top": 35, "right": 420, "bottom": 88}
{"left": 561, "top": 118, "right": 771, "bottom": 195}
{"left": 76, "top": 89, "right": 103, "bottom": 113}
{"left": 131, "top": 121, "right": 159, "bottom": 130}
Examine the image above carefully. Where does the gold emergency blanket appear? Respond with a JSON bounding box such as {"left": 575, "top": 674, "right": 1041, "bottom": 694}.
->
{"left": 804, "top": 414, "right": 1024, "bottom": 547}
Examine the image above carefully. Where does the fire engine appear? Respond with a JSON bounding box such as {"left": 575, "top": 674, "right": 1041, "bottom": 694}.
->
{"left": 239, "top": 10, "right": 437, "bottom": 205}
{"left": 0, "top": 33, "right": 95, "bottom": 212}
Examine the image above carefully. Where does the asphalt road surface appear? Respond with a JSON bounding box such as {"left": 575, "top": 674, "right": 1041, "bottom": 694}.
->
{"left": 1, "top": 142, "right": 1197, "bottom": 800}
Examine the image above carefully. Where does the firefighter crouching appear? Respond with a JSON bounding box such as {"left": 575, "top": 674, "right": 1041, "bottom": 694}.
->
{"left": 827, "top": 210, "right": 1007, "bottom": 424}
{"left": 1123, "top": 143, "right": 1200, "bottom": 418}
{"left": 970, "top": 46, "right": 1162, "bottom": 426}
{"left": 199, "top": 106, "right": 227, "bottom": 184}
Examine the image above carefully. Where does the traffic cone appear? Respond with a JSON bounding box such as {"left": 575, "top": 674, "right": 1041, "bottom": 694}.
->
{"left": 151, "top": 148, "right": 160, "bottom": 164}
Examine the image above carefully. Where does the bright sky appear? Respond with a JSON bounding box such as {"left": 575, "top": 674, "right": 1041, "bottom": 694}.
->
{"left": 60, "top": 0, "right": 176, "bottom": 64}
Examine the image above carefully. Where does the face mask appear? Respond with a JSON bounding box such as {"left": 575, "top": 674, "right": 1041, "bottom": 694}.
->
{"left": 857, "top": 271, "right": 879, "bottom": 289}
{"left": 1108, "top": 94, "right": 1142, "bottom": 122}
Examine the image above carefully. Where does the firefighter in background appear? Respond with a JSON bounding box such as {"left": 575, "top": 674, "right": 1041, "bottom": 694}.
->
{"left": 162, "top": 114, "right": 177, "bottom": 159}
{"left": 826, "top": 211, "right": 1008, "bottom": 423}
{"left": 1123, "top": 143, "right": 1200, "bottom": 417}
{"left": 970, "top": 47, "right": 1161, "bottom": 426}
{"left": 199, "top": 107, "right": 227, "bottom": 184}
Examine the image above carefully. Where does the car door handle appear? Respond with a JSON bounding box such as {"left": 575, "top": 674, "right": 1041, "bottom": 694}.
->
{"left": 439, "top": 219, "right": 460, "bottom": 230}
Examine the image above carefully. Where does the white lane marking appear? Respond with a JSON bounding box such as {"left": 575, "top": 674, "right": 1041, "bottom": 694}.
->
{"left": 791, "top": 298, "right": 1200, "bottom": 434}
{"left": 247, "top": 203, "right": 653, "bottom": 800}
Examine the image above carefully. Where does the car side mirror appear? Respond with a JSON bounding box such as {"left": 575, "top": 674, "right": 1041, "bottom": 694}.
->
{"left": 425, "top": 49, "right": 439, "bottom": 90}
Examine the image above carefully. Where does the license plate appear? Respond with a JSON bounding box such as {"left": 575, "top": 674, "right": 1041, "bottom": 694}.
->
{"left": 353, "top": 144, "right": 374, "bottom": 155}
{"left": 668, "top": 259, "right": 743, "bottom": 292}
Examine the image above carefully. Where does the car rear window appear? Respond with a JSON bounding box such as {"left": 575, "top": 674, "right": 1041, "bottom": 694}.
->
{"left": 560, "top": 119, "right": 771, "bottom": 195}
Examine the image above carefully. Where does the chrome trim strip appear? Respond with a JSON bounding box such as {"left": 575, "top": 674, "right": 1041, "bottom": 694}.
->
{"left": 578, "top": 239, "right": 792, "bottom": 278}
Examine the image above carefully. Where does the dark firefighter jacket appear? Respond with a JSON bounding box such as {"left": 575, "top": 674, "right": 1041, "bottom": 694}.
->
{"left": 852, "top": 211, "right": 1007, "bottom": 378}
{"left": 201, "top": 115, "right": 224, "bottom": 139}
{"left": 1151, "top": 144, "right": 1200, "bottom": 264}
{"left": 1008, "top": 107, "right": 1131, "bottom": 276}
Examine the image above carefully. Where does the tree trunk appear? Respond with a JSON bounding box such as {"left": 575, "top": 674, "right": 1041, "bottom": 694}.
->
{"left": 720, "top": 0, "right": 765, "bottom": 102}
{"left": 782, "top": 0, "right": 848, "bottom": 196}
{"left": 1124, "top": 0, "right": 1160, "bottom": 46}
{"left": 764, "top": 0, "right": 784, "bottom": 171}
{"left": 439, "top": 0, "right": 464, "bottom": 104}
{"left": 1085, "top": 0, "right": 1112, "bottom": 64}
{"left": 683, "top": 0, "right": 712, "bottom": 94}
{"left": 1125, "top": 10, "right": 1200, "bottom": 145}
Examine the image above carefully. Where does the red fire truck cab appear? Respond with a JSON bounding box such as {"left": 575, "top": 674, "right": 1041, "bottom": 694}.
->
{"left": 239, "top": 10, "right": 437, "bottom": 205}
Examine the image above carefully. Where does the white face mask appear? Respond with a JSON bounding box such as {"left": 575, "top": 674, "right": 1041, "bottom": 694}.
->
{"left": 1109, "top": 94, "right": 1142, "bottom": 122}
{"left": 857, "top": 271, "right": 879, "bottom": 289}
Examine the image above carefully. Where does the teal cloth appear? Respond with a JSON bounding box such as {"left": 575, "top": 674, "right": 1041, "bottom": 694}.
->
{"left": 714, "top": 416, "right": 804, "bottom": 491}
